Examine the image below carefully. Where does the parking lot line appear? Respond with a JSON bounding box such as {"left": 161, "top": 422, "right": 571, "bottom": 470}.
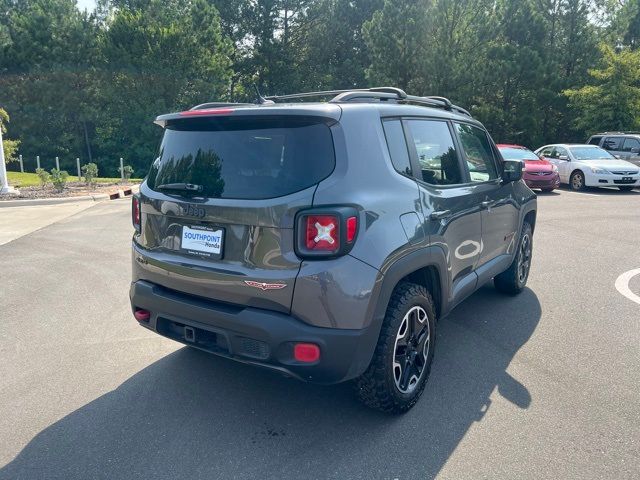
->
{"left": 615, "top": 268, "right": 640, "bottom": 306}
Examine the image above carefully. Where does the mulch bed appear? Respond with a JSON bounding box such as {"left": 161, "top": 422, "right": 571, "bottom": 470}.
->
{"left": 0, "top": 182, "right": 136, "bottom": 201}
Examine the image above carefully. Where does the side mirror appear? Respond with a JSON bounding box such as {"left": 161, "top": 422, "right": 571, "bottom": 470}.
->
{"left": 558, "top": 155, "right": 569, "bottom": 161}
{"left": 631, "top": 148, "right": 640, "bottom": 154}
{"left": 502, "top": 159, "right": 523, "bottom": 183}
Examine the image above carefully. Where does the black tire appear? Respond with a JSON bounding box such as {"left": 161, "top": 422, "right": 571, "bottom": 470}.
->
{"left": 355, "top": 282, "right": 436, "bottom": 414}
{"left": 494, "top": 221, "right": 533, "bottom": 295}
{"left": 618, "top": 186, "right": 634, "bottom": 192}
{"left": 569, "top": 170, "right": 585, "bottom": 191}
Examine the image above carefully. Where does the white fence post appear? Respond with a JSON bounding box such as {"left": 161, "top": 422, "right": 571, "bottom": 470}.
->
{"left": 36, "top": 156, "right": 40, "bottom": 170}
{"left": 55, "top": 156, "right": 60, "bottom": 170}
{"left": 76, "top": 158, "right": 81, "bottom": 180}
{"left": 19, "top": 155, "right": 24, "bottom": 173}
{"left": 120, "top": 157, "right": 124, "bottom": 183}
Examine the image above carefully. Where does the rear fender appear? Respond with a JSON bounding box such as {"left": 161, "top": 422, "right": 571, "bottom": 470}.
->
{"left": 347, "top": 246, "right": 449, "bottom": 379}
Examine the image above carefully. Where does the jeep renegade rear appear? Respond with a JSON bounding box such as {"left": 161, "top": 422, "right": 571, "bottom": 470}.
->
{"left": 130, "top": 87, "right": 537, "bottom": 413}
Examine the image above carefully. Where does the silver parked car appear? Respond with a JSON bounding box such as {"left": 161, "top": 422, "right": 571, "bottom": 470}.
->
{"left": 587, "top": 132, "right": 640, "bottom": 168}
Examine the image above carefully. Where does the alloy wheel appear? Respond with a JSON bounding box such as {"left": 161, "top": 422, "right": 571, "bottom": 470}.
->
{"left": 571, "top": 173, "right": 583, "bottom": 190}
{"left": 393, "top": 306, "right": 430, "bottom": 394}
{"left": 517, "top": 233, "right": 532, "bottom": 284}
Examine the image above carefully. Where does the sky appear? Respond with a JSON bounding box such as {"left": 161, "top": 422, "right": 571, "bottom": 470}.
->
{"left": 76, "top": 0, "right": 97, "bottom": 11}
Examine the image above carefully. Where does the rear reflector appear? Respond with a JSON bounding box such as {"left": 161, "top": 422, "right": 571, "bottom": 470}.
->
{"left": 305, "top": 215, "right": 340, "bottom": 251}
{"left": 179, "top": 108, "right": 234, "bottom": 116}
{"left": 134, "top": 308, "right": 150, "bottom": 322}
{"left": 294, "top": 343, "right": 320, "bottom": 363}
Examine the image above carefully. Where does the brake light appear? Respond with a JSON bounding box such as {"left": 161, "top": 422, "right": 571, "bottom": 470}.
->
{"left": 305, "top": 215, "right": 340, "bottom": 252}
{"left": 296, "top": 207, "right": 359, "bottom": 258}
{"left": 294, "top": 343, "right": 320, "bottom": 363}
{"left": 179, "top": 108, "right": 234, "bottom": 116}
{"left": 132, "top": 195, "right": 141, "bottom": 232}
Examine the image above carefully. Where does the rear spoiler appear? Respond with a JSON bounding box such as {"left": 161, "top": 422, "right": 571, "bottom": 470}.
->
{"left": 154, "top": 104, "right": 342, "bottom": 128}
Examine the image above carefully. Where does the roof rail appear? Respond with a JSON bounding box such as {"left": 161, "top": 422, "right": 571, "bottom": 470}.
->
{"left": 595, "top": 131, "right": 640, "bottom": 135}
{"left": 265, "top": 87, "right": 471, "bottom": 117}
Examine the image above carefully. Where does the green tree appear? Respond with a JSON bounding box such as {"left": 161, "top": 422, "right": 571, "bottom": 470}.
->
{"left": 94, "top": 0, "right": 233, "bottom": 175}
{"left": 0, "top": 108, "right": 20, "bottom": 163}
{"left": 471, "top": 0, "right": 548, "bottom": 146}
{"left": 363, "top": 0, "right": 429, "bottom": 91}
{"left": 564, "top": 44, "right": 640, "bottom": 133}
{"left": 296, "top": 0, "right": 383, "bottom": 91}
{"left": 0, "top": 0, "right": 100, "bottom": 170}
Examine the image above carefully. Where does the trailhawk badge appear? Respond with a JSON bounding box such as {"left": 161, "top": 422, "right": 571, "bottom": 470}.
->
{"left": 244, "top": 280, "right": 287, "bottom": 291}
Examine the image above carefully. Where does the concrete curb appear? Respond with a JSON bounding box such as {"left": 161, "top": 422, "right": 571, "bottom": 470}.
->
{"left": 0, "top": 185, "right": 140, "bottom": 208}
{"left": 0, "top": 194, "right": 110, "bottom": 208}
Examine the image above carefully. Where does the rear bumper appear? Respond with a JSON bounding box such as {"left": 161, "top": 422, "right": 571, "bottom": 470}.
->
{"left": 130, "top": 280, "right": 379, "bottom": 384}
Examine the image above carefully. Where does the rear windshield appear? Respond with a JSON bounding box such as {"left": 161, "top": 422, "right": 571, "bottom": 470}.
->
{"left": 498, "top": 147, "right": 539, "bottom": 161}
{"left": 147, "top": 116, "right": 335, "bottom": 199}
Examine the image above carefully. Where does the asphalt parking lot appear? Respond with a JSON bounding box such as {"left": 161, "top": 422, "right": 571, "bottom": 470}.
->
{"left": 1, "top": 187, "right": 639, "bottom": 480}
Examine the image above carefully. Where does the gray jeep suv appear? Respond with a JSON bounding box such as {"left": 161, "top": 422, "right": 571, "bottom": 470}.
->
{"left": 130, "top": 87, "right": 537, "bottom": 413}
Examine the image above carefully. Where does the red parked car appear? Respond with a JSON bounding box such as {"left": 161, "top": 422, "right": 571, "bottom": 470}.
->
{"left": 497, "top": 144, "right": 560, "bottom": 192}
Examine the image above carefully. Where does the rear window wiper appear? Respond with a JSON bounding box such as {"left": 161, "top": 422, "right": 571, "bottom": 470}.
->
{"left": 155, "top": 182, "right": 203, "bottom": 193}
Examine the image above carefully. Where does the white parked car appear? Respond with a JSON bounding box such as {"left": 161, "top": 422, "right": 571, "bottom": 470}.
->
{"left": 535, "top": 144, "right": 640, "bottom": 191}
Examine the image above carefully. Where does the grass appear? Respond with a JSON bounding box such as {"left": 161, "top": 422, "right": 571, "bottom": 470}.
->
{"left": 6, "top": 171, "right": 141, "bottom": 187}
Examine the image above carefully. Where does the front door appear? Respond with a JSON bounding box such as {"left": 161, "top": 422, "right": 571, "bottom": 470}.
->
{"left": 452, "top": 122, "right": 519, "bottom": 275}
{"left": 602, "top": 136, "right": 625, "bottom": 159}
{"left": 544, "top": 146, "right": 571, "bottom": 182}
{"left": 621, "top": 137, "right": 640, "bottom": 168}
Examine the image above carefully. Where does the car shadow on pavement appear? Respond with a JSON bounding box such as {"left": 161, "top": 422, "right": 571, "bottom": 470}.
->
{"left": 0, "top": 285, "right": 541, "bottom": 480}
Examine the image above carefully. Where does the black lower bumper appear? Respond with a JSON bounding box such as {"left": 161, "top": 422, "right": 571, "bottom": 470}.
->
{"left": 129, "top": 280, "right": 379, "bottom": 384}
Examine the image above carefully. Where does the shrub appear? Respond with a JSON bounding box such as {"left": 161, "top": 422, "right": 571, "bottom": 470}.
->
{"left": 122, "top": 165, "right": 134, "bottom": 182}
{"left": 35, "top": 167, "right": 50, "bottom": 188}
{"left": 81, "top": 162, "right": 99, "bottom": 187}
{"left": 50, "top": 168, "right": 69, "bottom": 192}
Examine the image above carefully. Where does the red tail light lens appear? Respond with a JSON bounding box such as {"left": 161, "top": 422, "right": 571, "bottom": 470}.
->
{"left": 132, "top": 195, "right": 141, "bottom": 232}
{"left": 294, "top": 343, "right": 320, "bottom": 363}
{"left": 296, "top": 207, "right": 358, "bottom": 258}
{"left": 346, "top": 216, "right": 357, "bottom": 243}
{"left": 305, "top": 215, "right": 340, "bottom": 252}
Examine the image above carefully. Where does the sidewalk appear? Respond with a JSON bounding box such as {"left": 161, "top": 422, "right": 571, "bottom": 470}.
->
{"left": 0, "top": 201, "right": 98, "bottom": 246}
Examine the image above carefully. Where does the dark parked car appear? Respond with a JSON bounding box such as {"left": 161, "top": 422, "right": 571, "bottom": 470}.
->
{"left": 130, "top": 87, "right": 537, "bottom": 413}
{"left": 587, "top": 132, "right": 640, "bottom": 168}
{"left": 497, "top": 144, "right": 560, "bottom": 192}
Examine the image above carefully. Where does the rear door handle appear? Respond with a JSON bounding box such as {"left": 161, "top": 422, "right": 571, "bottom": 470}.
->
{"left": 429, "top": 210, "right": 451, "bottom": 221}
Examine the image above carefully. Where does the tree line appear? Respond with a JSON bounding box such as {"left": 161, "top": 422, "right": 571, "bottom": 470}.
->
{"left": 1, "top": 0, "right": 640, "bottom": 177}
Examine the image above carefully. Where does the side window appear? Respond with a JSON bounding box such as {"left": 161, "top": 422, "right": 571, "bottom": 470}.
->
{"left": 382, "top": 119, "right": 412, "bottom": 176}
{"left": 555, "top": 146, "right": 568, "bottom": 158}
{"left": 588, "top": 136, "right": 602, "bottom": 146}
{"left": 405, "top": 119, "right": 463, "bottom": 185}
{"left": 622, "top": 138, "right": 640, "bottom": 152}
{"left": 540, "top": 147, "right": 554, "bottom": 157}
{"left": 602, "top": 137, "right": 624, "bottom": 151}
{"left": 454, "top": 123, "right": 498, "bottom": 182}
